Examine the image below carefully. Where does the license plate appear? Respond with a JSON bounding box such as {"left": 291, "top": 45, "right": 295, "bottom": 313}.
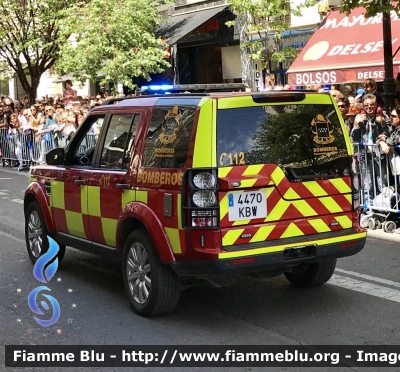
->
{"left": 228, "top": 190, "right": 267, "bottom": 221}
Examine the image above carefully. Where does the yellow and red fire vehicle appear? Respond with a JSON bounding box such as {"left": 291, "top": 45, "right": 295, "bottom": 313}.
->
{"left": 24, "top": 85, "right": 366, "bottom": 316}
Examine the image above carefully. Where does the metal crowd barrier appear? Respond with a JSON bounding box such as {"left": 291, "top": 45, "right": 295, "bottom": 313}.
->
{"left": 0, "top": 128, "right": 97, "bottom": 172}
{"left": 1, "top": 128, "right": 399, "bottom": 232}
{"left": 353, "top": 142, "right": 400, "bottom": 233}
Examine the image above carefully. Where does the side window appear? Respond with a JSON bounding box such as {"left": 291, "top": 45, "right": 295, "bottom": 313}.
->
{"left": 75, "top": 117, "right": 104, "bottom": 156}
{"left": 99, "top": 114, "right": 139, "bottom": 170}
{"left": 68, "top": 115, "right": 105, "bottom": 166}
{"left": 143, "top": 106, "right": 195, "bottom": 168}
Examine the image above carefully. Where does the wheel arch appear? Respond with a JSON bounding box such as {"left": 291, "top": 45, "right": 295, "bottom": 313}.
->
{"left": 117, "top": 202, "right": 175, "bottom": 263}
{"left": 24, "top": 185, "right": 55, "bottom": 231}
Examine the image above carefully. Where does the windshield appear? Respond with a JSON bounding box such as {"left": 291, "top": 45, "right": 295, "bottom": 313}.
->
{"left": 216, "top": 104, "right": 349, "bottom": 180}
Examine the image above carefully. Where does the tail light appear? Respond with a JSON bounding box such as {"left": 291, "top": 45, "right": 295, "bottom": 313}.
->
{"left": 182, "top": 168, "right": 219, "bottom": 228}
{"left": 351, "top": 155, "right": 361, "bottom": 210}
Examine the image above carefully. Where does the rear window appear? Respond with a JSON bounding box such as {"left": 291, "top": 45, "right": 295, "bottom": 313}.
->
{"left": 217, "top": 104, "right": 348, "bottom": 180}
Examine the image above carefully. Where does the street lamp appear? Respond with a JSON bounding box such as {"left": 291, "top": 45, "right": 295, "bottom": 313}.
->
{"left": 382, "top": 2, "right": 396, "bottom": 112}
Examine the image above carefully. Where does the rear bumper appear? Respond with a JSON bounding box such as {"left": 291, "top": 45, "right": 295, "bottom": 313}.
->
{"left": 171, "top": 233, "right": 366, "bottom": 277}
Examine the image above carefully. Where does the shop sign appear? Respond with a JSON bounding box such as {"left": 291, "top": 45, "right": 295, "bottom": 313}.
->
{"left": 288, "top": 66, "right": 400, "bottom": 85}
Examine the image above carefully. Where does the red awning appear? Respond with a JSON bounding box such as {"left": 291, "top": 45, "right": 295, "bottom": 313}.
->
{"left": 286, "top": 8, "right": 400, "bottom": 85}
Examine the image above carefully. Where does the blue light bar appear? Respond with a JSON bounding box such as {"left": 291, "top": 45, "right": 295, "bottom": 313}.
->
{"left": 141, "top": 85, "right": 174, "bottom": 91}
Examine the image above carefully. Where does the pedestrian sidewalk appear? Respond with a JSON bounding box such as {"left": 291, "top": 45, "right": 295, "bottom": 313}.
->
{"left": 1, "top": 167, "right": 399, "bottom": 243}
{"left": 367, "top": 229, "right": 400, "bottom": 243}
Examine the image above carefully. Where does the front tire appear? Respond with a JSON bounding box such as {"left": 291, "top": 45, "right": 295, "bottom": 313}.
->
{"left": 284, "top": 259, "right": 336, "bottom": 288}
{"left": 25, "top": 201, "right": 66, "bottom": 264}
{"left": 122, "top": 229, "right": 181, "bottom": 316}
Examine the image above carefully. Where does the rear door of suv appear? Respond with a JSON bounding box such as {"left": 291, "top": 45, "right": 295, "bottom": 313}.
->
{"left": 216, "top": 92, "right": 355, "bottom": 250}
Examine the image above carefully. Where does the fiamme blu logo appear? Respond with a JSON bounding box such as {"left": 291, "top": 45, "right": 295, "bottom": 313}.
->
{"left": 27, "top": 237, "right": 60, "bottom": 326}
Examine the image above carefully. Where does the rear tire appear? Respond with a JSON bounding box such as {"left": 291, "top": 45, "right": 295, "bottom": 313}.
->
{"left": 284, "top": 259, "right": 336, "bottom": 288}
{"left": 25, "top": 201, "right": 66, "bottom": 264}
{"left": 122, "top": 229, "right": 181, "bottom": 316}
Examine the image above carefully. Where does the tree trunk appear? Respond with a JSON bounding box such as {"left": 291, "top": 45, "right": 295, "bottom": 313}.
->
{"left": 27, "top": 80, "right": 39, "bottom": 105}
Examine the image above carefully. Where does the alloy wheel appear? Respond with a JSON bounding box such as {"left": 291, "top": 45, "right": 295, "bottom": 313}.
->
{"left": 27, "top": 210, "right": 43, "bottom": 258}
{"left": 126, "top": 242, "right": 151, "bottom": 304}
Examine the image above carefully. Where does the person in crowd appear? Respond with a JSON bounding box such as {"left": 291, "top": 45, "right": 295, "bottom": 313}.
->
{"left": 62, "top": 113, "right": 77, "bottom": 141}
{"left": 355, "top": 94, "right": 363, "bottom": 104}
{"left": 352, "top": 94, "right": 390, "bottom": 206}
{"left": 385, "top": 107, "right": 400, "bottom": 149}
{"left": 330, "top": 89, "right": 343, "bottom": 102}
{"left": 348, "top": 95, "right": 355, "bottom": 106}
{"left": 82, "top": 106, "right": 90, "bottom": 117}
{"left": 345, "top": 105, "right": 360, "bottom": 135}
{"left": 337, "top": 97, "right": 350, "bottom": 121}
{"left": 9, "top": 113, "right": 21, "bottom": 131}
{"left": 362, "top": 78, "right": 385, "bottom": 109}
{"left": 63, "top": 80, "right": 78, "bottom": 107}
{"left": 77, "top": 113, "right": 84, "bottom": 127}
{"left": 28, "top": 105, "right": 41, "bottom": 137}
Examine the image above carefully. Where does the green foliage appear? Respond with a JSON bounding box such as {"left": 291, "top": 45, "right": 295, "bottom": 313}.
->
{"left": 227, "top": 0, "right": 315, "bottom": 71}
{"left": 340, "top": 0, "right": 396, "bottom": 18}
{"left": 55, "top": 0, "right": 172, "bottom": 90}
{"left": 0, "top": 0, "right": 73, "bottom": 100}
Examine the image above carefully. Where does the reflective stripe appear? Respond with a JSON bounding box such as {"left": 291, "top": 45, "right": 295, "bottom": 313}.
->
{"left": 334, "top": 215, "right": 352, "bottom": 229}
{"left": 222, "top": 229, "right": 244, "bottom": 246}
{"left": 136, "top": 190, "right": 148, "bottom": 203}
{"left": 269, "top": 166, "right": 285, "bottom": 186}
{"left": 81, "top": 186, "right": 88, "bottom": 215}
{"left": 101, "top": 218, "right": 118, "bottom": 246}
{"left": 292, "top": 200, "right": 317, "bottom": 216}
{"left": 249, "top": 225, "right": 275, "bottom": 243}
{"left": 218, "top": 167, "right": 232, "bottom": 178}
{"left": 219, "top": 232, "right": 367, "bottom": 259}
{"left": 87, "top": 186, "right": 101, "bottom": 217}
{"left": 165, "top": 227, "right": 182, "bottom": 254}
{"left": 122, "top": 190, "right": 135, "bottom": 208}
{"left": 319, "top": 196, "right": 343, "bottom": 213}
{"left": 219, "top": 193, "right": 229, "bottom": 221}
{"left": 265, "top": 198, "right": 288, "bottom": 221}
{"left": 303, "top": 181, "right": 328, "bottom": 197}
{"left": 280, "top": 222, "right": 304, "bottom": 239}
{"left": 192, "top": 98, "right": 214, "bottom": 168}
{"left": 330, "top": 178, "right": 352, "bottom": 193}
{"left": 242, "top": 164, "right": 264, "bottom": 176}
{"left": 284, "top": 187, "right": 300, "bottom": 199}
{"left": 65, "top": 210, "right": 86, "bottom": 239}
{"left": 308, "top": 218, "right": 331, "bottom": 233}
{"left": 50, "top": 181, "right": 65, "bottom": 209}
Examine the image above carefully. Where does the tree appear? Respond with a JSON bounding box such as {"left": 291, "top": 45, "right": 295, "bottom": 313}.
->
{"left": 226, "top": 0, "right": 313, "bottom": 87}
{"left": 55, "top": 0, "right": 171, "bottom": 92}
{"left": 0, "top": 0, "right": 75, "bottom": 103}
{"left": 340, "top": 0, "right": 396, "bottom": 17}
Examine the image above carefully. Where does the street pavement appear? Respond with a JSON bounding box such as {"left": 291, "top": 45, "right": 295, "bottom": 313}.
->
{"left": 1, "top": 167, "right": 400, "bottom": 372}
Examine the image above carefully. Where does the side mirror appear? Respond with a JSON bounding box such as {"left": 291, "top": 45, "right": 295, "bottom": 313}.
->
{"left": 46, "top": 148, "right": 65, "bottom": 165}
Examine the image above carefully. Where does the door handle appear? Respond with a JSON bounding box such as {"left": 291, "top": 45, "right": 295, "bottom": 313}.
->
{"left": 75, "top": 179, "right": 85, "bottom": 185}
{"left": 116, "top": 184, "right": 130, "bottom": 190}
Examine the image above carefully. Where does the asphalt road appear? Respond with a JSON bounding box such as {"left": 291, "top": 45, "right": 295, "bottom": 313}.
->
{"left": 1, "top": 168, "right": 400, "bottom": 372}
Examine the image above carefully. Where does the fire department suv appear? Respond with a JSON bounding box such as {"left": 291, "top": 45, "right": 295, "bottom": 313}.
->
{"left": 24, "top": 87, "right": 366, "bottom": 316}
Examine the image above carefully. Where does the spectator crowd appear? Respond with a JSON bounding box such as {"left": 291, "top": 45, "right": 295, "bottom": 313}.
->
{"left": 0, "top": 80, "right": 125, "bottom": 167}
